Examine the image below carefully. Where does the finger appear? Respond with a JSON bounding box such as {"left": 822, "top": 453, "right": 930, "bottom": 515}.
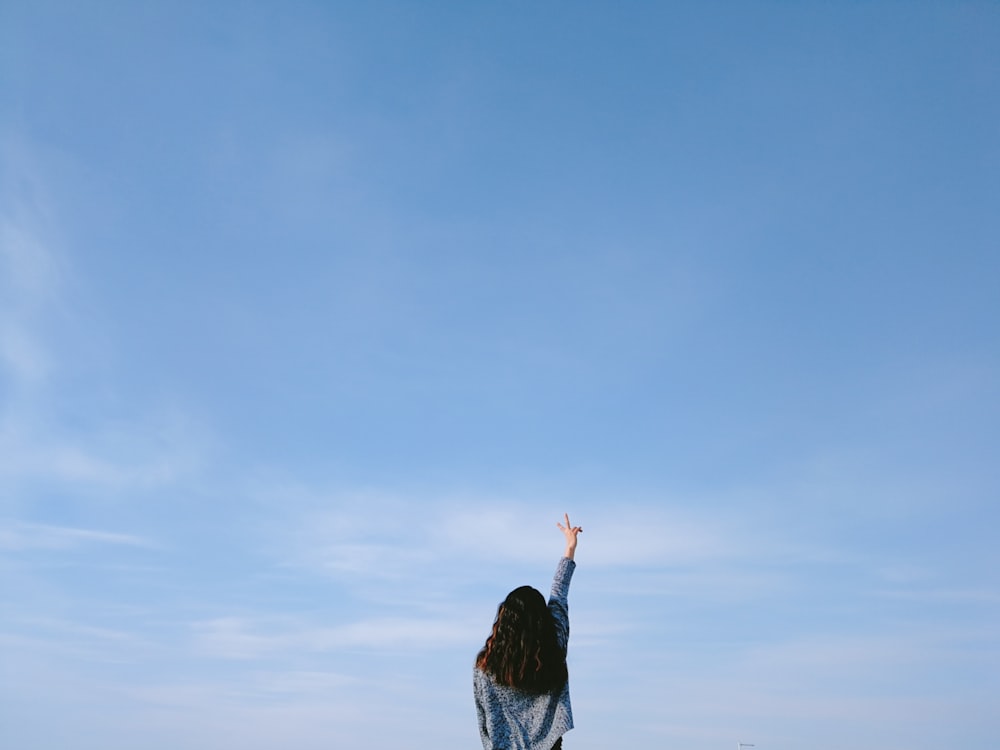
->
{"left": 564, "top": 513, "right": 571, "bottom": 529}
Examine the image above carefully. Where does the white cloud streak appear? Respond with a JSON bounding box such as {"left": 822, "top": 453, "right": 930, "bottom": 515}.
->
{"left": 0, "top": 190, "right": 61, "bottom": 385}
{"left": 0, "top": 141, "right": 213, "bottom": 508}
{"left": 0, "top": 520, "right": 155, "bottom": 551}
{"left": 263, "top": 485, "right": 792, "bottom": 580}
{"left": 191, "top": 613, "right": 480, "bottom": 660}
{"left": 0, "top": 415, "right": 205, "bottom": 493}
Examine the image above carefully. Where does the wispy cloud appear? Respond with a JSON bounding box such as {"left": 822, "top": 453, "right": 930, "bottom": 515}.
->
{"left": 0, "top": 165, "right": 61, "bottom": 386}
{"left": 125, "top": 669, "right": 363, "bottom": 714}
{"left": 192, "top": 613, "right": 479, "bottom": 660}
{"left": 573, "top": 624, "right": 1000, "bottom": 747}
{"left": 0, "top": 411, "right": 208, "bottom": 494}
{"left": 0, "top": 520, "right": 155, "bottom": 551}
{"left": 262, "top": 485, "right": 793, "bottom": 579}
{"left": 0, "top": 141, "right": 212, "bottom": 506}
{"left": 0, "top": 615, "right": 159, "bottom": 665}
{"left": 875, "top": 587, "right": 1000, "bottom": 604}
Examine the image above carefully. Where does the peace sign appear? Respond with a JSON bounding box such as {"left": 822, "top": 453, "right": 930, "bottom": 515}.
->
{"left": 556, "top": 513, "right": 582, "bottom": 560}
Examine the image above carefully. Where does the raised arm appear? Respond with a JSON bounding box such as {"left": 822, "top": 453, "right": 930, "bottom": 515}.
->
{"left": 550, "top": 514, "right": 581, "bottom": 650}
{"left": 556, "top": 513, "right": 582, "bottom": 560}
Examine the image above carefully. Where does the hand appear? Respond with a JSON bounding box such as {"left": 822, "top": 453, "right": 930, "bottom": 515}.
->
{"left": 556, "top": 513, "right": 582, "bottom": 560}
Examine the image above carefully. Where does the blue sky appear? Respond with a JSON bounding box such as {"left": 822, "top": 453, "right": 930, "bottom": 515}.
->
{"left": 1, "top": 2, "right": 998, "bottom": 748}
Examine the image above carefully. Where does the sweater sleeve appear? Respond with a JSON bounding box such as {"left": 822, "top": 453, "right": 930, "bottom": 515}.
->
{"left": 473, "top": 669, "right": 492, "bottom": 750}
{"left": 548, "top": 557, "right": 575, "bottom": 652}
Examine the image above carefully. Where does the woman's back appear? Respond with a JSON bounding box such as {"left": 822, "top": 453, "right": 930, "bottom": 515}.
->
{"left": 473, "top": 515, "right": 581, "bottom": 750}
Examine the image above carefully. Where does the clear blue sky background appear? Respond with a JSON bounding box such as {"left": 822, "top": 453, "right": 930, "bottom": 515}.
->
{"left": 2, "top": 2, "right": 998, "bottom": 748}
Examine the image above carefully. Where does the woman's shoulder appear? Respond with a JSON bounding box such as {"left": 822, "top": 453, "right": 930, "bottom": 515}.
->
{"left": 473, "top": 667, "right": 495, "bottom": 688}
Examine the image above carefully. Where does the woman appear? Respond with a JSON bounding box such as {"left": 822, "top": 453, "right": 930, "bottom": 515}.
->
{"left": 474, "top": 514, "right": 583, "bottom": 750}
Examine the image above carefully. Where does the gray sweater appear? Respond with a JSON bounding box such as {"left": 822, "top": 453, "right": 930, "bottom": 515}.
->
{"left": 474, "top": 557, "right": 576, "bottom": 750}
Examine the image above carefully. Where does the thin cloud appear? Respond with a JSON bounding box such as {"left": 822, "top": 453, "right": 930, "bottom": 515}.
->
{"left": 192, "top": 613, "right": 480, "bottom": 660}
{"left": 0, "top": 520, "right": 155, "bottom": 551}
{"left": 0, "top": 316, "right": 49, "bottom": 384}
{"left": 268, "top": 487, "right": 787, "bottom": 575}
{"left": 245, "top": 669, "right": 359, "bottom": 696}
{"left": 0, "top": 624, "right": 154, "bottom": 666}
{"left": 0, "top": 436, "right": 171, "bottom": 487}
{"left": 0, "top": 139, "right": 67, "bottom": 388}
{"left": 0, "top": 215, "right": 59, "bottom": 385}
{"left": 875, "top": 587, "right": 1000, "bottom": 605}
{"left": 0, "top": 145, "right": 212, "bottom": 503}
{"left": 0, "top": 406, "right": 215, "bottom": 508}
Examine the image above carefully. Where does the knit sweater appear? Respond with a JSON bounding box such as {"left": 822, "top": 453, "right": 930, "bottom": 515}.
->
{"left": 474, "top": 557, "right": 576, "bottom": 750}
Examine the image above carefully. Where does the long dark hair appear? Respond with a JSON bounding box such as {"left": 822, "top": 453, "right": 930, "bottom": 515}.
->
{"left": 475, "top": 585, "right": 568, "bottom": 693}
